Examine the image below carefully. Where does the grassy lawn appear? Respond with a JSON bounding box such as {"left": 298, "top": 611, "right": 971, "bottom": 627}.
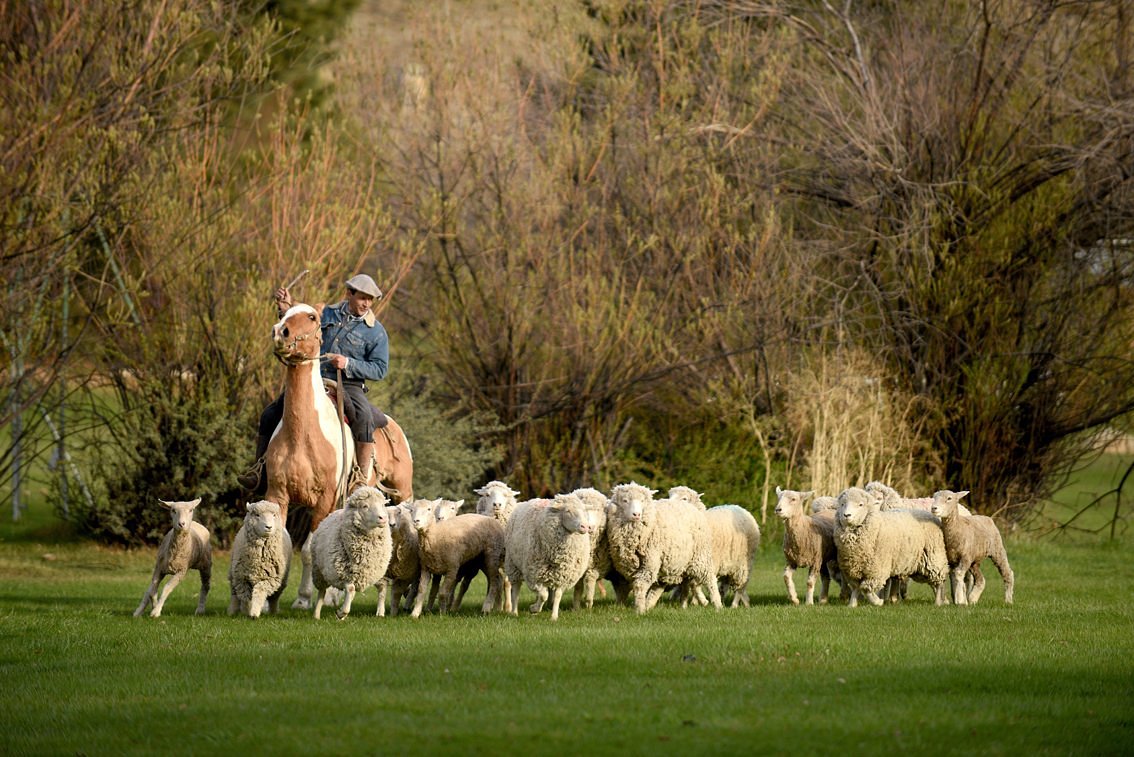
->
{"left": 1, "top": 463, "right": 1133, "bottom": 755}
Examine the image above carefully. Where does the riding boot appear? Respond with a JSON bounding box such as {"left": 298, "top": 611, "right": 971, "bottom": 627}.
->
{"left": 237, "top": 434, "right": 270, "bottom": 491}
{"left": 350, "top": 441, "right": 376, "bottom": 490}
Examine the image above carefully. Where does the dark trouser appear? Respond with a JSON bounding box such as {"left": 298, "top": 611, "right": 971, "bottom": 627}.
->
{"left": 258, "top": 382, "right": 382, "bottom": 443}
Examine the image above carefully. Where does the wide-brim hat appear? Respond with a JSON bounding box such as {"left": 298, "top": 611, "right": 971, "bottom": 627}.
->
{"left": 344, "top": 274, "right": 383, "bottom": 299}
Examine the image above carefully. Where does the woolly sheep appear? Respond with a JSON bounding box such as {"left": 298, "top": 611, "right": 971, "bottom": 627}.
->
{"left": 703, "top": 504, "right": 761, "bottom": 608}
{"left": 931, "top": 490, "right": 1015, "bottom": 605}
{"left": 474, "top": 480, "right": 521, "bottom": 522}
{"left": 227, "top": 500, "right": 292, "bottom": 618}
{"left": 570, "top": 487, "right": 627, "bottom": 609}
{"left": 810, "top": 496, "right": 838, "bottom": 513}
{"left": 409, "top": 502, "right": 505, "bottom": 617}
{"left": 379, "top": 503, "right": 421, "bottom": 616}
{"left": 834, "top": 486, "right": 949, "bottom": 608}
{"left": 310, "top": 487, "right": 393, "bottom": 620}
{"left": 774, "top": 487, "right": 839, "bottom": 606}
{"left": 133, "top": 498, "right": 212, "bottom": 618}
{"left": 667, "top": 485, "right": 707, "bottom": 510}
{"left": 605, "top": 482, "right": 722, "bottom": 614}
{"left": 504, "top": 493, "right": 593, "bottom": 620}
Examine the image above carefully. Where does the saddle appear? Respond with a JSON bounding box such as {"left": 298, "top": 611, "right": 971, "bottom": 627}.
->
{"left": 322, "top": 379, "right": 389, "bottom": 428}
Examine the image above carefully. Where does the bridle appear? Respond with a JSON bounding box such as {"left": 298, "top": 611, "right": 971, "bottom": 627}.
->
{"left": 273, "top": 320, "right": 323, "bottom": 366}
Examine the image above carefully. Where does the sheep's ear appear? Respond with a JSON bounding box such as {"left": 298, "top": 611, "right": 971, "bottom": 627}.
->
{"left": 605, "top": 503, "right": 616, "bottom": 515}
{"left": 775, "top": 486, "right": 783, "bottom": 496}
{"left": 158, "top": 499, "right": 172, "bottom": 509}
{"left": 188, "top": 498, "right": 202, "bottom": 509}
{"left": 802, "top": 490, "right": 815, "bottom": 500}
{"left": 474, "top": 486, "right": 486, "bottom": 496}
{"left": 453, "top": 499, "right": 464, "bottom": 508}
{"left": 957, "top": 490, "right": 969, "bottom": 500}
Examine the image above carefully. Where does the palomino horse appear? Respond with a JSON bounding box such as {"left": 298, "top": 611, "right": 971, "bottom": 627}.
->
{"left": 267, "top": 303, "right": 414, "bottom": 609}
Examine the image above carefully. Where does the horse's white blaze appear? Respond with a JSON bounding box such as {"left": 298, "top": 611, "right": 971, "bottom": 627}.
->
{"left": 310, "top": 366, "right": 351, "bottom": 496}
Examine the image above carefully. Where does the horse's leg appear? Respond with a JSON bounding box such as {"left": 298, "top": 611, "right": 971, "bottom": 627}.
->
{"left": 291, "top": 534, "right": 315, "bottom": 610}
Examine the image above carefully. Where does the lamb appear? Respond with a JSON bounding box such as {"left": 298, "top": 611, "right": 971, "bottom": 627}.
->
{"left": 703, "top": 504, "right": 761, "bottom": 608}
{"left": 931, "top": 489, "right": 1015, "bottom": 605}
{"left": 227, "top": 500, "right": 292, "bottom": 618}
{"left": 133, "top": 498, "right": 212, "bottom": 618}
{"left": 504, "top": 493, "right": 593, "bottom": 620}
{"left": 774, "top": 487, "right": 839, "bottom": 606}
{"left": 409, "top": 501, "right": 505, "bottom": 617}
{"left": 310, "top": 486, "right": 393, "bottom": 620}
{"left": 605, "top": 482, "right": 722, "bottom": 614}
{"left": 379, "top": 503, "right": 421, "bottom": 616}
{"left": 834, "top": 486, "right": 949, "bottom": 608}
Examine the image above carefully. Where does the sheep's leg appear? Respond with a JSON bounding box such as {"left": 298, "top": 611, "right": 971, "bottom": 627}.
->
{"left": 967, "top": 562, "right": 988, "bottom": 604}
{"left": 932, "top": 579, "right": 948, "bottom": 606}
{"left": 151, "top": 570, "right": 187, "bottom": 618}
{"left": 291, "top": 536, "right": 315, "bottom": 610}
{"left": 336, "top": 583, "right": 357, "bottom": 620}
{"left": 507, "top": 572, "right": 521, "bottom": 616}
{"left": 950, "top": 565, "right": 969, "bottom": 605}
{"left": 530, "top": 585, "right": 549, "bottom": 615}
{"left": 195, "top": 567, "right": 211, "bottom": 615}
{"left": 249, "top": 585, "right": 269, "bottom": 618}
{"left": 645, "top": 584, "right": 667, "bottom": 610}
{"left": 991, "top": 555, "right": 1014, "bottom": 605}
{"left": 482, "top": 568, "right": 500, "bottom": 614}
{"left": 549, "top": 587, "right": 566, "bottom": 621}
{"left": 313, "top": 587, "right": 327, "bottom": 620}
{"left": 703, "top": 575, "right": 723, "bottom": 609}
{"left": 134, "top": 571, "right": 163, "bottom": 617}
{"left": 426, "top": 574, "right": 442, "bottom": 612}
{"left": 410, "top": 569, "right": 433, "bottom": 618}
{"left": 437, "top": 572, "right": 458, "bottom": 616}
{"left": 572, "top": 579, "right": 585, "bottom": 611}
{"left": 226, "top": 590, "right": 239, "bottom": 616}
{"left": 376, "top": 579, "right": 388, "bottom": 617}
{"left": 818, "top": 563, "right": 831, "bottom": 605}
{"left": 632, "top": 579, "right": 653, "bottom": 614}
{"left": 450, "top": 573, "right": 474, "bottom": 612}
{"left": 694, "top": 584, "right": 709, "bottom": 606}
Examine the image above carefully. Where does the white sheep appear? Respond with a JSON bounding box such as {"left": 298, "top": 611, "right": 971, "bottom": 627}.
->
{"left": 667, "top": 485, "right": 707, "bottom": 509}
{"left": 310, "top": 486, "right": 393, "bottom": 620}
{"left": 379, "top": 503, "right": 421, "bottom": 616}
{"left": 774, "top": 487, "right": 840, "bottom": 606}
{"left": 703, "top": 504, "right": 761, "bottom": 608}
{"left": 810, "top": 495, "right": 838, "bottom": 513}
{"left": 409, "top": 502, "right": 505, "bottom": 617}
{"left": 605, "top": 482, "right": 722, "bottom": 614}
{"left": 504, "top": 493, "right": 593, "bottom": 620}
{"left": 570, "top": 487, "right": 626, "bottom": 609}
{"left": 474, "top": 480, "right": 521, "bottom": 522}
{"left": 834, "top": 486, "right": 949, "bottom": 608}
{"left": 133, "top": 498, "right": 212, "bottom": 618}
{"left": 227, "top": 500, "right": 292, "bottom": 618}
{"left": 931, "top": 490, "right": 1015, "bottom": 605}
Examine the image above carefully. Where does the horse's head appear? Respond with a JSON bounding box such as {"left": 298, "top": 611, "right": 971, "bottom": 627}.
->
{"left": 272, "top": 303, "right": 324, "bottom": 366}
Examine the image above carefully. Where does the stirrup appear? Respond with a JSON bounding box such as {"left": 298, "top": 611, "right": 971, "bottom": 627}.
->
{"left": 237, "top": 457, "right": 265, "bottom": 490}
{"left": 347, "top": 464, "right": 369, "bottom": 492}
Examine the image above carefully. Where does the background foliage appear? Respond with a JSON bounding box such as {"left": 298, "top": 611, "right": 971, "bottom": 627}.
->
{"left": 3, "top": 0, "right": 1133, "bottom": 544}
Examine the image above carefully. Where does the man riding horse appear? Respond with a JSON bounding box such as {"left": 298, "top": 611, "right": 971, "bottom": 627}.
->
{"left": 238, "top": 273, "right": 390, "bottom": 492}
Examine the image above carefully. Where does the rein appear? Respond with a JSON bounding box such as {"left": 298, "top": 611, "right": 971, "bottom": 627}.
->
{"left": 336, "top": 367, "right": 348, "bottom": 509}
{"left": 274, "top": 322, "right": 322, "bottom": 366}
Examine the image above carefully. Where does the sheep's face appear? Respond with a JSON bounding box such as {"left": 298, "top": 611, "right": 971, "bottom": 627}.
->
{"left": 410, "top": 499, "right": 438, "bottom": 532}
{"left": 572, "top": 488, "right": 609, "bottom": 512}
{"left": 930, "top": 490, "right": 969, "bottom": 519}
{"left": 552, "top": 495, "right": 591, "bottom": 535}
{"left": 668, "top": 486, "right": 704, "bottom": 507}
{"left": 610, "top": 482, "right": 655, "bottom": 522}
{"left": 245, "top": 501, "right": 281, "bottom": 538}
{"left": 352, "top": 498, "right": 389, "bottom": 532}
{"left": 476, "top": 482, "right": 516, "bottom": 519}
{"left": 434, "top": 499, "right": 462, "bottom": 522}
{"left": 773, "top": 487, "right": 812, "bottom": 519}
{"left": 836, "top": 488, "right": 873, "bottom": 529}
{"left": 160, "top": 498, "right": 201, "bottom": 531}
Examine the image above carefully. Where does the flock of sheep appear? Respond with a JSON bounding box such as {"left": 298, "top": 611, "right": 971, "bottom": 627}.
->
{"left": 133, "top": 478, "right": 1014, "bottom": 621}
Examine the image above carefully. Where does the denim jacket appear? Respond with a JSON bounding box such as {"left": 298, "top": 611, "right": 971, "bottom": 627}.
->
{"left": 319, "top": 301, "right": 389, "bottom": 384}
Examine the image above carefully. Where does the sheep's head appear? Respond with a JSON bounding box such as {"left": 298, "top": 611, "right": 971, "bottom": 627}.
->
{"left": 610, "top": 482, "right": 656, "bottom": 523}
{"left": 434, "top": 499, "right": 463, "bottom": 522}
{"left": 572, "top": 488, "right": 609, "bottom": 533}
{"left": 810, "top": 496, "right": 838, "bottom": 513}
{"left": 835, "top": 487, "right": 873, "bottom": 529}
{"left": 667, "top": 486, "right": 705, "bottom": 509}
{"left": 409, "top": 498, "right": 439, "bottom": 532}
{"left": 773, "top": 487, "right": 813, "bottom": 519}
{"left": 159, "top": 498, "right": 201, "bottom": 531}
{"left": 550, "top": 493, "right": 591, "bottom": 535}
{"left": 474, "top": 480, "right": 519, "bottom": 520}
{"left": 930, "top": 489, "right": 969, "bottom": 519}
{"left": 245, "top": 500, "right": 282, "bottom": 539}
{"left": 346, "top": 486, "right": 390, "bottom": 531}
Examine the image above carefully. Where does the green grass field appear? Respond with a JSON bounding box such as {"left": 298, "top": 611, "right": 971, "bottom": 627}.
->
{"left": 2, "top": 464, "right": 1133, "bottom": 755}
